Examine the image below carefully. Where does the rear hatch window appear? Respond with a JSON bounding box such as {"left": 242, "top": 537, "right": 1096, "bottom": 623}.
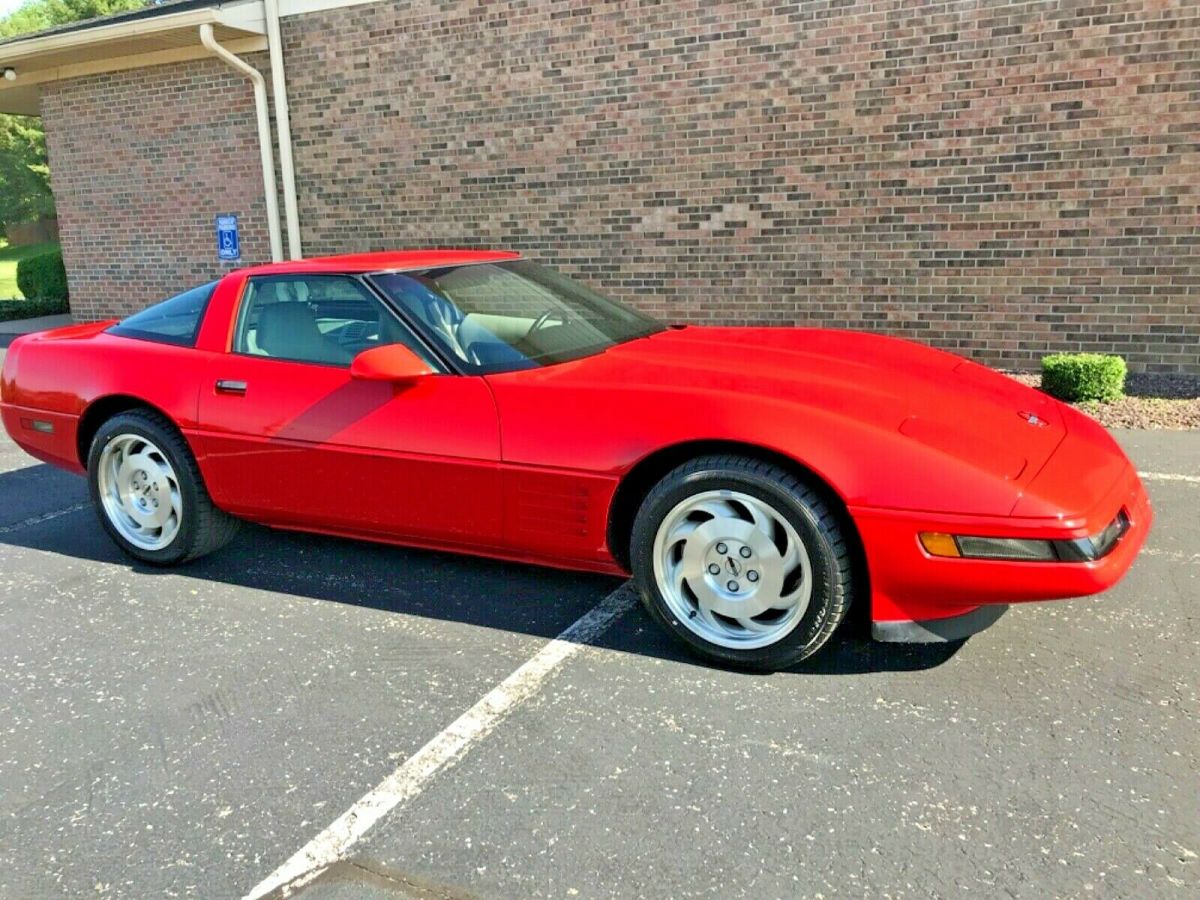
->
{"left": 107, "top": 281, "right": 218, "bottom": 347}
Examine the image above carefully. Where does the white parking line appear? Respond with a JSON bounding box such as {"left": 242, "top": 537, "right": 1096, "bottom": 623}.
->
{"left": 1139, "top": 471, "right": 1200, "bottom": 484}
{"left": 243, "top": 584, "right": 638, "bottom": 900}
{"left": 1142, "top": 548, "right": 1200, "bottom": 564}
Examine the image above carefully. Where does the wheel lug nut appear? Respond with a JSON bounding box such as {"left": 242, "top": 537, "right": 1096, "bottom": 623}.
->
{"left": 747, "top": 570, "right": 759, "bottom": 583}
{"left": 707, "top": 563, "right": 720, "bottom": 575}
{"left": 727, "top": 580, "right": 739, "bottom": 592}
{"left": 739, "top": 546, "right": 752, "bottom": 558}
{"left": 715, "top": 543, "right": 727, "bottom": 554}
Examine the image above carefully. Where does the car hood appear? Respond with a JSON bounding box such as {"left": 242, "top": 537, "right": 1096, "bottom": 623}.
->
{"left": 590, "top": 326, "right": 1067, "bottom": 485}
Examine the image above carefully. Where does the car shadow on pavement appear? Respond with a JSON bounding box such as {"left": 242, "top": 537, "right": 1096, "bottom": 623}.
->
{"left": 0, "top": 463, "right": 964, "bottom": 676}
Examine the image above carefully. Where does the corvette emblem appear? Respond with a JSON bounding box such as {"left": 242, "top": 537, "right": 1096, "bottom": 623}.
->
{"left": 1019, "top": 411, "right": 1047, "bottom": 427}
{"left": 725, "top": 556, "right": 741, "bottom": 577}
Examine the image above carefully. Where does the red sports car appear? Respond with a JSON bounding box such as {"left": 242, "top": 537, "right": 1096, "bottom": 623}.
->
{"left": 0, "top": 251, "right": 1151, "bottom": 669}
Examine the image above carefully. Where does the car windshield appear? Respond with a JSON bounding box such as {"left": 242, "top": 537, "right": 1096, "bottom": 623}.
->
{"left": 369, "top": 260, "right": 664, "bottom": 373}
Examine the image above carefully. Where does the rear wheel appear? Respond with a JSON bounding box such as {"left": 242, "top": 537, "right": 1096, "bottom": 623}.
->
{"left": 87, "top": 409, "right": 239, "bottom": 565}
{"left": 630, "top": 455, "right": 855, "bottom": 670}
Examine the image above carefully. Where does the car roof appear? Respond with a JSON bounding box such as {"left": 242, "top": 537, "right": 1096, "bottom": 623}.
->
{"left": 237, "top": 249, "right": 522, "bottom": 277}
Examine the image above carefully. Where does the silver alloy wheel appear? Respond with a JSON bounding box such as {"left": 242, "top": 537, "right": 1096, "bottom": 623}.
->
{"left": 652, "top": 489, "right": 813, "bottom": 649}
{"left": 96, "top": 433, "right": 183, "bottom": 552}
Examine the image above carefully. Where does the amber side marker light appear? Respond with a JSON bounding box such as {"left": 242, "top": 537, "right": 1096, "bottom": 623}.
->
{"left": 920, "top": 531, "right": 1057, "bottom": 561}
{"left": 919, "top": 532, "right": 961, "bottom": 558}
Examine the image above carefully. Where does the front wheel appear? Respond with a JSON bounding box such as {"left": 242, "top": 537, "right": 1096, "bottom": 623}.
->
{"left": 88, "top": 409, "right": 239, "bottom": 565}
{"left": 630, "top": 455, "right": 856, "bottom": 670}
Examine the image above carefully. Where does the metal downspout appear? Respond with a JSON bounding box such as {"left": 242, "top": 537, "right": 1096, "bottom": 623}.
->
{"left": 199, "top": 23, "right": 283, "bottom": 263}
{"left": 263, "top": 0, "right": 302, "bottom": 260}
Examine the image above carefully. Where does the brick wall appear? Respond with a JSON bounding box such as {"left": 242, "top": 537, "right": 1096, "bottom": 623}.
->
{"left": 36, "top": 1, "right": 1200, "bottom": 371}
{"left": 40, "top": 59, "right": 273, "bottom": 320}
{"left": 280, "top": 0, "right": 1200, "bottom": 372}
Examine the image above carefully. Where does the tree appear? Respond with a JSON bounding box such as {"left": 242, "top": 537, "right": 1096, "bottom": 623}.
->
{"left": 0, "top": 1, "right": 151, "bottom": 40}
{"left": 0, "top": 115, "right": 52, "bottom": 226}
{"left": 0, "top": 1, "right": 149, "bottom": 230}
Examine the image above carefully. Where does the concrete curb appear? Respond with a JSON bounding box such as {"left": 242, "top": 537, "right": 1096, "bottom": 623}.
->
{"left": 0, "top": 313, "right": 74, "bottom": 335}
{"left": 0, "top": 314, "right": 73, "bottom": 347}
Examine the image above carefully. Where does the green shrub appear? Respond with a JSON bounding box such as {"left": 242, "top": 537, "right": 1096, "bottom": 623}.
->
{"left": 1041, "top": 353, "right": 1126, "bottom": 403}
{"left": 15, "top": 247, "right": 68, "bottom": 301}
{"left": 0, "top": 296, "right": 69, "bottom": 322}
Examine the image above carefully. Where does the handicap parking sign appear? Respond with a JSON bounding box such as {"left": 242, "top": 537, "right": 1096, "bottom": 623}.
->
{"left": 216, "top": 215, "right": 241, "bottom": 261}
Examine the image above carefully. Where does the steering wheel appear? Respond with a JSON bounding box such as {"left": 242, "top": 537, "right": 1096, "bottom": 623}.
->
{"left": 528, "top": 308, "right": 573, "bottom": 335}
{"left": 420, "top": 295, "right": 467, "bottom": 360}
{"left": 425, "top": 295, "right": 464, "bottom": 332}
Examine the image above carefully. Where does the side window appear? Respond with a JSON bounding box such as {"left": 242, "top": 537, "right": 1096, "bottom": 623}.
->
{"left": 107, "top": 281, "right": 217, "bottom": 347}
{"left": 233, "top": 275, "right": 437, "bottom": 368}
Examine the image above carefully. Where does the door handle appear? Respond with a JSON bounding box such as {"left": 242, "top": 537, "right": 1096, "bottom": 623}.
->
{"left": 215, "top": 379, "right": 248, "bottom": 396}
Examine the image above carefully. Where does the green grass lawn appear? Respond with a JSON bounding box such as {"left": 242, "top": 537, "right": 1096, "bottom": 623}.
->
{"left": 0, "top": 239, "right": 61, "bottom": 299}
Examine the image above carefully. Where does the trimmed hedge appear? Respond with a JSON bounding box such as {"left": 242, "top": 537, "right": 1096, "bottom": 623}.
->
{"left": 15, "top": 247, "right": 69, "bottom": 301}
{"left": 1041, "top": 353, "right": 1127, "bottom": 403}
{"left": 0, "top": 296, "right": 69, "bottom": 322}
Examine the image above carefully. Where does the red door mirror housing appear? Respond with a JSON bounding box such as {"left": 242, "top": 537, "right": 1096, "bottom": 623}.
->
{"left": 350, "top": 344, "right": 434, "bottom": 382}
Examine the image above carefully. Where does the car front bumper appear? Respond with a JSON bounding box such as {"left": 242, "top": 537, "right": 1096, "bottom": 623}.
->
{"left": 852, "top": 462, "right": 1153, "bottom": 642}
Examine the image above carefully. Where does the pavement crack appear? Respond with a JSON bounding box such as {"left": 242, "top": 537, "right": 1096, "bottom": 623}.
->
{"left": 345, "top": 860, "right": 477, "bottom": 899}
{"left": 0, "top": 501, "right": 89, "bottom": 535}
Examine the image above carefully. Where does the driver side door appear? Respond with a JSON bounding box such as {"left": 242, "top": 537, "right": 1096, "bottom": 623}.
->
{"left": 195, "top": 273, "right": 503, "bottom": 547}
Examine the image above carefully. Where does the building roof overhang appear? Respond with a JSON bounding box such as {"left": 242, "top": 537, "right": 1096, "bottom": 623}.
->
{"left": 0, "top": 0, "right": 266, "bottom": 115}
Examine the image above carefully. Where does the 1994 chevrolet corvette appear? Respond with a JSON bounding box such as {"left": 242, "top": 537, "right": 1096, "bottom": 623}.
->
{"left": 1, "top": 251, "right": 1151, "bottom": 669}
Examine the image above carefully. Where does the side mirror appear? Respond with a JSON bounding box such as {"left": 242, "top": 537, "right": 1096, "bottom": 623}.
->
{"left": 350, "top": 344, "right": 434, "bottom": 382}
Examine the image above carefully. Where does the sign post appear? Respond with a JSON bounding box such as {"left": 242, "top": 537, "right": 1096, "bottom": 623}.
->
{"left": 216, "top": 215, "right": 241, "bottom": 262}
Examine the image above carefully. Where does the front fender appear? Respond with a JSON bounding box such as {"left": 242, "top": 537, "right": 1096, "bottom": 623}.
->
{"left": 488, "top": 376, "right": 1024, "bottom": 517}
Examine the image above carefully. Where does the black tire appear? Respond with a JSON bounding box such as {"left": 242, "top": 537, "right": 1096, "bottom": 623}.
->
{"left": 630, "top": 454, "right": 856, "bottom": 671}
{"left": 87, "top": 409, "right": 240, "bottom": 565}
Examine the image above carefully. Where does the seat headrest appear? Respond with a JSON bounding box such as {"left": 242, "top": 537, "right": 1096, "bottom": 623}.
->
{"left": 257, "top": 302, "right": 314, "bottom": 353}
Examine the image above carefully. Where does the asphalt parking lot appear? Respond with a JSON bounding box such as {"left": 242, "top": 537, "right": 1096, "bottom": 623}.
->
{"left": 1, "top": 350, "right": 1197, "bottom": 898}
